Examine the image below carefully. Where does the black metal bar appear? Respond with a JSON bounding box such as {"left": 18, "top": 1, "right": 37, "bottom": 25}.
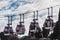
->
{"left": 19, "top": 14, "right": 21, "bottom": 24}
{"left": 36, "top": 10, "right": 38, "bottom": 20}
{"left": 11, "top": 16, "right": 12, "bottom": 25}
{"left": 7, "top": 16, "right": 10, "bottom": 27}
{"left": 23, "top": 14, "right": 24, "bottom": 23}
{"left": 48, "top": 8, "right": 50, "bottom": 17}
{"left": 8, "top": 16, "right": 9, "bottom": 25}
{"left": 33, "top": 11, "right": 35, "bottom": 20}
{"left": 51, "top": 7, "right": 53, "bottom": 17}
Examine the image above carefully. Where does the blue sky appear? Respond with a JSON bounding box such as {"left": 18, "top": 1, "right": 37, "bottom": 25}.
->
{"left": 0, "top": 0, "right": 60, "bottom": 37}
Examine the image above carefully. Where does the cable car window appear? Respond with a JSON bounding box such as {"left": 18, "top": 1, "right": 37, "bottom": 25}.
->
{"left": 4, "top": 27, "right": 8, "bottom": 32}
{"left": 44, "top": 19, "right": 54, "bottom": 27}
{"left": 16, "top": 24, "right": 25, "bottom": 34}
{"left": 30, "top": 22, "right": 35, "bottom": 30}
{"left": 35, "top": 23, "right": 39, "bottom": 27}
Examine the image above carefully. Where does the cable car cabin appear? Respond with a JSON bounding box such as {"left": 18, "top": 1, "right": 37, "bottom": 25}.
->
{"left": 16, "top": 24, "right": 25, "bottom": 35}
{"left": 29, "top": 20, "right": 40, "bottom": 34}
{"left": 29, "top": 20, "right": 42, "bottom": 38}
{"left": 42, "top": 17, "right": 54, "bottom": 38}
{"left": 43, "top": 17, "right": 54, "bottom": 29}
{"left": 4, "top": 26, "right": 13, "bottom": 36}
{"left": 29, "top": 22, "right": 39, "bottom": 33}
